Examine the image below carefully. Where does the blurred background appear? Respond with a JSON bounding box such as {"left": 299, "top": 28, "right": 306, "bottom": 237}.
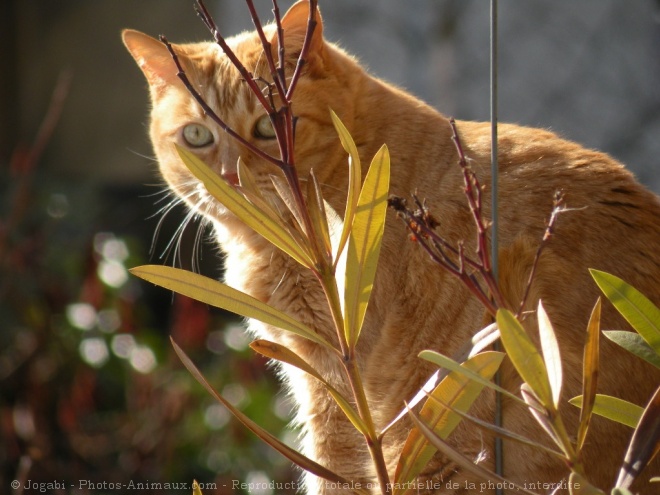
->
{"left": 1, "top": 1, "right": 659, "bottom": 494}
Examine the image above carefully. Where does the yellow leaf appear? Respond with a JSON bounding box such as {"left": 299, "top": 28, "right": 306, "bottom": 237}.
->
{"left": 192, "top": 480, "right": 203, "bottom": 495}
{"left": 130, "top": 265, "right": 334, "bottom": 351}
{"left": 569, "top": 394, "right": 643, "bottom": 429}
{"left": 568, "top": 471, "right": 606, "bottom": 495}
{"left": 171, "top": 339, "right": 364, "bottom": 491}
{"left": 577, "top": 298, "right": 601, "bottom": 452}
{"left": 329, "top": 109, "right": 361, "bottom": 264}
{"left": 497, "top": 308, "right": 554, "bottom": 411}
{"left": 590, "top": 269, "right": 660, "bottom": 354}
{"left": 250, "top": 340, "right": 369, "bottom": 435}
{"left": 306, "top": 169, "right": 332, "bottom": 264}
{"left": 419, "top": 350, "right": 534, "bottom": 411}
{"left": 537, "top": 301, "right": 563, "bottom": 409}
{"left": 176, "top": 145, "right": 314, "bottom": 268}
{"left": 393, "top": 351, "right": 504, "bottom": 494}
{"left": 343, "top": 144, "right": 390, "bottom": 348}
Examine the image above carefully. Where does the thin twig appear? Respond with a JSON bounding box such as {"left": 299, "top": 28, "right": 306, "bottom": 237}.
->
{"left": 159, "top": 35, "right": 281, "bottom": 168}
{"left": 516, "top": 191, "right": 565, "bottom": 318}
{"left": 449, "top": 118, "right": 508, "bottom": 309}
{"left": 388, "top": 196, "right": 499, "bottom": 316}
{"left": 285, "top": 0, "right": 318, "bottom": 100}
{"left": 194, "top": 0, "right": 274, "bottom": 113}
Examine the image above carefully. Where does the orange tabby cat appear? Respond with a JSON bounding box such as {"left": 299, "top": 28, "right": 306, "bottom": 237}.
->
{"left": 123, "top": 2, "right": 660, "bottom": 493}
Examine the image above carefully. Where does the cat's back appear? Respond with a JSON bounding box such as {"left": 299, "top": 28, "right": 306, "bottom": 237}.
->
{"left": 455, "top": 121, "right": 660, "bottom": 269}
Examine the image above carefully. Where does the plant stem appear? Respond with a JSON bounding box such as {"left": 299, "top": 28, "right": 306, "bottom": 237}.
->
{"left": 318, "top": 268, "right": 391, "bottom": 494}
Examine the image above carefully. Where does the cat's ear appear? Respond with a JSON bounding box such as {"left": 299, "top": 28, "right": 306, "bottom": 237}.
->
{"left": 122, "top": 29, "right": 184, "bottom": 96}
{"left": 272, "top": 0, "right": 325, "bottom": 68}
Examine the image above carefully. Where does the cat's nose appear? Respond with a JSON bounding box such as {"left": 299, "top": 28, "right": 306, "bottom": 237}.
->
{"left": 221, "top": 171, "right": 239, "bottom": 186}
{"left": 219, "top": 148, "right": 239, "bottom": 185}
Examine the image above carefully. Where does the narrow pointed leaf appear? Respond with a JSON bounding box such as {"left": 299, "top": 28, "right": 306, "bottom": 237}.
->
{"left": 616, "top": 386, "right": 660, "bottom": 489}
{"left": 393, "top": 351, "right": 503, "bottom": 494}
{"left": 577, "top": 298, "right": 601, "bottom": 452}
{"left": 418, "top": 350, "right": 538, "bottom": 412}
{"left": 237, "top": 186, "right": 309, "bottom": 246}
{"left": 306, "top": 170, "right": 332, "bottom": 263}
{"left": 271, "top": 174, "right": 306, "bottom": 234}
{"left": 407, "top": 408, "right": 540, "bottom": 495}
{"left": 537, "top": 301, "right": 563, "bottom": 409}
{"left": 192, "top": 480, "right": 203, "bottom": 495}
{"left": 237, "top": 157, "right": 264, "bottom": 200}
{"left": 329, "top": 109, "right": 361, "bottom": 263}
{"left": 590, "top": 269, "right": 660, "bottom": 354}
{"left": 343, "top": 144, "right": 390, "bottom": 347}
{"left": 604, "top": 331, "right": 660, "bottom": 370}
{"left": 176, "top": 145, "right": 314, "bottom": 268}
{"left": 468, "top": 322, "right": 501, "bottom": 358}
{"left": 497, "top": 309, "right": 554, "bottom": 410}
{"left": 171, "top": 339, "right": 359, "bottom": 489}
{"left": 568, "top": 472, "right": 607, "bottom": 495}
{"left": 423, "top": 392, "right": 564, "bottom": 459}
{"left": 569, "top": 394, "right": 643, "bottom": 428}
{"left": 249, "top": 340, "right": 368, "bottom": 435}
{"left": 130, "top": 265, "right": 334, "bottom": 350}
{"left": 521, "top": 383, "right": 560, "bottom": 447}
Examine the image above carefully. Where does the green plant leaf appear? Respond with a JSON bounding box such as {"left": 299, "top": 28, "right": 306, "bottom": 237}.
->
{"left": 577, "top": 298, "right": 601, "bottom": 453}
{"left": 521, "top": 383, "right": 561, "bottom": 448}
{"left": 393, "top": 351, "right": 503, "bottom": 494}
{"left": 130, "top": 265, "right": 334, "bottom": 351}
{"left": 616, "top": 386, "right": 660, "bottom": 489}
{"left": 590, "top": 269, "right": 660, "bottom": 354}
{"left": 418, "top": 350, "right": 538, "bottom": 412}
{"left": 329, "top": 109, "right": 361, "bottom": 264}
{"left": 306, "top": 169, "right": 332, "bottom": 264}
{"left": 343, "top": 144, "right": 390, "bottom": 347}
{"left": 237, "top": 157, "right": 264, "bottom": 200}
{"left": 176, "top": 145, "right": 314, "bottom": 268}
{"left": 537, "top": 301, "right": 563, "bottom": 409}
{"left": 406, "top": 408, "right": 540, "bottom": 495}
{"left": 170, "top": 339, "right": 364, "bottom": 491}
{"left": 604, "top": 331, "right": 660, "bottom": 370}
{"left": 270, "top": 174, "right": 306, "bottom": 235}
{"left": 568, "top": 471, "right": 606, "bottom": 495}
{"left": 611, "top": 488, "right": 634, "bottom": 495}
{"left": 422, "top": 391, "right": 564, "bottom": 459}
{"left": 569, "top": 394, "right": 643, "bottom": 429}
{"left": 497, "top": 309, "right": 554, "bottom": 411}
{"left": 249, "top": 339, "right": 368, "bottom": 435}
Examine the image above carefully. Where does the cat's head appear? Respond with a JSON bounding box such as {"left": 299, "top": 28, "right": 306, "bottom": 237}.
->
{"left": 123, "top": 1, "right": 361, "bottom": 226}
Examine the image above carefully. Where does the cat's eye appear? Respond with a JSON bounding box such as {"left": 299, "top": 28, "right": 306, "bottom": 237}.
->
{"left": 182, "top": 123, "right": 214, "bottom": 148}
{"left": 253, "top": 115, "right": 276, "bottom": 139}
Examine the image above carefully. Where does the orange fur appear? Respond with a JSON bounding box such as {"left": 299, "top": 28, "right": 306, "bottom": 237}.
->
{"left": 123, "top": 2, "right": 660, "bottom": 493}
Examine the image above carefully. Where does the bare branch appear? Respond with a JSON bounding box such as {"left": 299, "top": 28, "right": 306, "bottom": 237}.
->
{"left": 159, "top": 35, "right": 281, "bottom": 168}
{"left": 285, "top": 0, "right": 318, "bottom": 100}
{"left": 194, "top": 0, "right": 274, "bottom": 113}
{"left": 516, "top": 191, "right": 566, "bottom": 318}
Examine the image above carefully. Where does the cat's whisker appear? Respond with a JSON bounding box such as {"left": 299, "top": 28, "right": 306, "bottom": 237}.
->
{"left": 150, "top": 193, "right": 186, "bottom": 260}
{"left": 127, "top": 148, "right": 159, "bottom": 163}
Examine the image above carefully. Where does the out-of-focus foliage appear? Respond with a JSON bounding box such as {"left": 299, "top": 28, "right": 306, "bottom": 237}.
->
{"left": 0, "top": 85, "right": 294, "bottom": 495}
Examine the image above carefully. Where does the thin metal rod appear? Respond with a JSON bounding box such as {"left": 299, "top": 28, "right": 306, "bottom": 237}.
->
{"left": 490, "top": 0, "right": 504, "bottom": 490}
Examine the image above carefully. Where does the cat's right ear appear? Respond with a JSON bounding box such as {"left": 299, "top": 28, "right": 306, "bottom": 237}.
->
{"left": 272, "top": 1, "right": 325, "bottom": 69}
{"left": 122, "top": 29, "right": 184, "bottom": 97}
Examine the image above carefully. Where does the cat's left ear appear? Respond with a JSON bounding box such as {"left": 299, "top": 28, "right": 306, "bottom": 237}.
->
{"left": 271, "top": 0, "right": 325, "bottom": 69}
{"left": 122, "top": 29, "right": 186, "bottom": 98}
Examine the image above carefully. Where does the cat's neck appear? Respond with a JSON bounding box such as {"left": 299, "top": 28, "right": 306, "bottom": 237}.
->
{"left": 326, "top": 66, "right": 458, "bottom": 206}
